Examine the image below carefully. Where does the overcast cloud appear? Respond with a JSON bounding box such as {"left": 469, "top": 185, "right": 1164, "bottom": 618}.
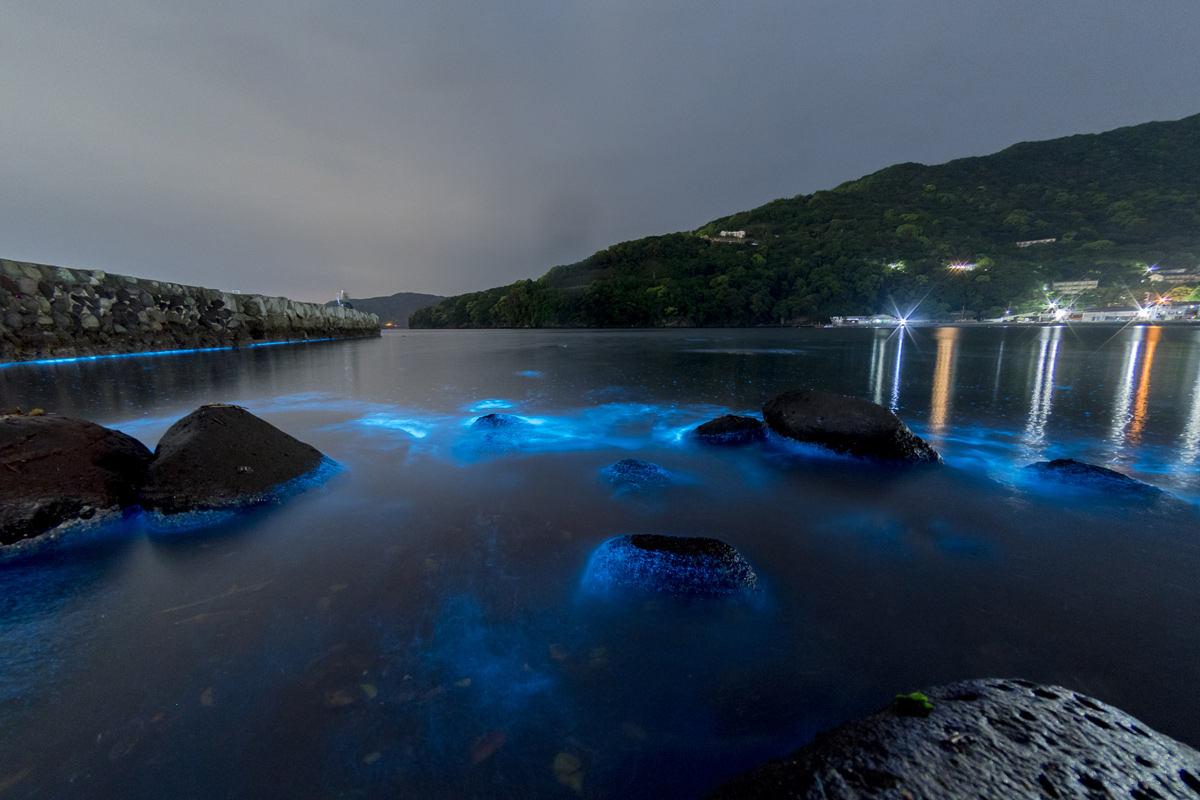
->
{"left": 1, "top": 1, "right": 1198, "bottom": 302}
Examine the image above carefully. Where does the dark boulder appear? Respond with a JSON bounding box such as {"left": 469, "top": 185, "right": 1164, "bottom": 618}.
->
{"left": 583, "top": 534, "right": 759, "bottom": 599}
{"left": 1025, "top": 458, "right": 1162, "bottom": 496}
{"left": 470, "top": 413, "right": 529, "bottom": 430}
{"left": 693, "top": 414, "right": 767, "bottom": 444}
{"left": 139, "top": 404, "right": 328, "bottom": 515}
{"left": 763, "top": 389, "right": 941, "bottom": 463}
{"left": 0, "top": 411, "right": 153, "bottom": 545}
{"left": 707, "top": 678, "right": 1200, "bottom": 800}
{"left": 600, "top": 458, "right": 672, "bottom": 491}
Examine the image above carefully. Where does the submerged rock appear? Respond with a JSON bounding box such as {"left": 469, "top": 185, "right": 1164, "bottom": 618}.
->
{"left": 583, "top": 534, "right": 759, "bottom": 599}
{"left": 139, "top": 404, "right": 329, "bottom": 515}
{"left": 708, "top": 678, "right": 1200, "bottom": 800}
{"left": 600, "top": 458, "right": 672, "bottom": 491}
{"left": 763, "top": 389, "right": 941, "bottom": 464}
{"left": 693, "top": 414, "right": 767, "bottom": 444}
{"left": 1025, "top": 458, "right": 1163, "bottom": 496}
{"left": 0, "top": 411, "right": 153, "bottom": 544}
{"left": 470, "top": 413, "right": 529, "bottom": 430}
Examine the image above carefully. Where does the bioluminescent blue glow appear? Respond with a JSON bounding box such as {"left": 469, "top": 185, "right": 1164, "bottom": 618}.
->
{"left": 467, "top": 399, "right": 516, "bottom": 411}
{"left": 357, "top": 412, "right": 433, "bottom": 439}
{"left": 516, "top": 371, "right": 541, "bottom": 377}
{"left": 0, "top": 337, "right": 343, "bottom": 369}
{"left": 599, "top": 459, "right": 673, "bottom": 492}
{"left": 580, "top": 535, "right": 761, "bottom": 601}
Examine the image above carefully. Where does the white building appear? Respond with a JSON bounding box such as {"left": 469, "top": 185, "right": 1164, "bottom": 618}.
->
{"left": 1052, "top": 280, "right": 1099, "bottom": 292}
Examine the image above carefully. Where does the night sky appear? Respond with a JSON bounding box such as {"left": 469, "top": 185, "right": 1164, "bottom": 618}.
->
{"left": 2, "top": 1, "right": 1198, "bottom": 302}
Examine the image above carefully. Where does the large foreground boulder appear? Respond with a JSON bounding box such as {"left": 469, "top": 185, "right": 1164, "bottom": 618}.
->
{"left": 139, "top": 404, "right": 328, "bottom": 515}
{"left": 582, "top": 534, "right": 759, "bottom": 599}
{"left": 0, "top": 411, "right": 153, "bottom": 545}
{"left": 1025, "top": 458, "right": 1163, "bottom": 497}
{"left": 763, "top": 389, "right": 941, "bottom": 463}
{"left": 708, "top": 678, "right": 1200, "bottom": 799}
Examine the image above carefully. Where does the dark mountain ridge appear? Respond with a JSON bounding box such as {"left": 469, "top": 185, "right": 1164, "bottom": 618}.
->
{"left": 326, "top": 292, "right": 445, "bottom": 328}
{"left": 413, "top": 113, "right": 1200, "bottom": 327}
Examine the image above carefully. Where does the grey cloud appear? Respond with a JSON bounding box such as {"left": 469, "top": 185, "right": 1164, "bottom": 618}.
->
{"left": 1, "top": 0, "right": 1198, "bottom": 302}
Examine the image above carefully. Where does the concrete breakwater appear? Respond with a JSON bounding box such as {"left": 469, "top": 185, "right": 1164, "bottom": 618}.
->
{"left": 0, "top": 259, "right": 380, "bottom": 363}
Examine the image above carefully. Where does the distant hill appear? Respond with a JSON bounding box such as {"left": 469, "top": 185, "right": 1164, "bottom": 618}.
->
{"left": 326, "top": 292, "right": 446, "bottom": 328}
{"left": 412, "top": 113, "right": 1200, "bottom": 327}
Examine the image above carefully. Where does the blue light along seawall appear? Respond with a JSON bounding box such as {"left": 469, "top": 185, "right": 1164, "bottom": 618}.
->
{"left": 0, "top": 258, "right": 380, "bottom": 363}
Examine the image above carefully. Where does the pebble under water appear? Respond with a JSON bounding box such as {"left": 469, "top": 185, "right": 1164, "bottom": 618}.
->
{"left": 1, "top": 326, "right": 1199, "bottom": 799}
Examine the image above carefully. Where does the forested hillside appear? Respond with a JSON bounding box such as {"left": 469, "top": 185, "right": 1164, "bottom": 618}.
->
{"left": 412, "top": 114, "right": 1200, "bottom": 327}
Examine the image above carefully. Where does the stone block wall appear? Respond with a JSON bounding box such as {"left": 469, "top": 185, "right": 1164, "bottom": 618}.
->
{"left": 0, "top": 259, "right": 380, "bottom": 363}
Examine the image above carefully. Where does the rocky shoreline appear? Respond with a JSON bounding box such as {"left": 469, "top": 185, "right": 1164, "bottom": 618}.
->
{"left": 0, "top": 258, "right": 379, "bottom": 363}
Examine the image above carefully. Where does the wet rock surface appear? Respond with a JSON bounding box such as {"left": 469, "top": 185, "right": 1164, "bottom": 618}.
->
{"left": 0, "top": 411, "right": 153, "bottom": 544}
{"left": 583, "top": 534, "right": 759, "bottom": 598}
{"left": 763, "top": 389, "right": 941, "bottom": 463}
{"left": 693, "top": 414, "right": 767, "bottom": 444}
{"left": 1026, "top": 458, "right": 1163, "bottom": 496}
{"left": 139, "top": 404, "right": 328, "bottom": 515}
{"left": 707, "top": 678, "right": 1200, "bottom": 800}
{"left": 469, "top": 413, "right": 530, "bottom": 430}
{"left": 600, "top": 458, "right": 672, "bottom": 491}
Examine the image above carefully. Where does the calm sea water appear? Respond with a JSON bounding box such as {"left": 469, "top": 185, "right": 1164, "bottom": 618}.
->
{"left": 1, "top": 326, "right": 1198, "bottom": 799}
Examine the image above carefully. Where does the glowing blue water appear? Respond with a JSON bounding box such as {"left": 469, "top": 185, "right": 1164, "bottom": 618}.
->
{"left": 1, "top": 327, "right": 1199, "bottom": 799}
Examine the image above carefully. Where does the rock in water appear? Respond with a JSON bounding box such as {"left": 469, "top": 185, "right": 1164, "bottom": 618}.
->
{"left": 707, "top": 678, "right": 1200, "bottom": 800}
{"left": 0, "top": 412, "right": 153, "bottom": 544}
{"left": 470, "top": 413, "right": 529, "bottom": 430}
{"left": 582, "top": 534, "right": 759, "bottom": 598}
{"left": 140, "top": 404, "right": 328, "bottom": 515}
{"left": 1025, "top": 458, "right": 1163, "bottom": 496}
{"left": 693, "top": 414, "right": 767, "bottom": 444}
{"left": 600, "top": 459, "right": 672, "bottom": 491}
{"left": 763, "top": 389, "right": 941, "bottom": 463}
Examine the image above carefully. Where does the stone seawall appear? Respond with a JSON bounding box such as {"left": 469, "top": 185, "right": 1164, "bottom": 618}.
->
{"left": 0, "top": 259, "right": 380, "bottom": 363}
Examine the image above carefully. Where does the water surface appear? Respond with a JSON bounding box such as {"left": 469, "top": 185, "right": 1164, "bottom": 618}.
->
{"left": 2, "top": 326, "right": 1198, "bottom": 799}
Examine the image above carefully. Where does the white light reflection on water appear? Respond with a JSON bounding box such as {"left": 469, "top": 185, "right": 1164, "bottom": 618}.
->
{"left": 1109, "top": 328, "right": 1144, "bottom": 447}
{"left": 1181, "top": 350, "right": 1200, "bottom": 465}
{"left": 1023, "top": 326, "right": 1061, "bottom": 451}
{"left": 889, "top": 329, "right": 904, "bottom": 413}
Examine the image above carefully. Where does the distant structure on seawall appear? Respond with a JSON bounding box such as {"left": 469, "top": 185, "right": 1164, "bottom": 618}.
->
{"left": 0, "top": 258, "right": 380, "bottom": 364}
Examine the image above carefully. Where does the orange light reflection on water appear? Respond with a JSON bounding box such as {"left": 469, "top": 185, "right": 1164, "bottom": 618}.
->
{"left": 929, "top": 327, "right": 959, "bottom": 435}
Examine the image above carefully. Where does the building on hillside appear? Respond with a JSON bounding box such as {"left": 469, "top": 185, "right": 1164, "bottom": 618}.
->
{"left": 1147, "top": 267, "right": 1200, "bottom": 285}
{"left": 1052, "top": 280, "right": 1099, "bottom": 292}
{"left": 1015, "top": 238, "right": 1057, "bottom": 247}
{"left": 719, "top": 230, "right": 746, "bottom": 239}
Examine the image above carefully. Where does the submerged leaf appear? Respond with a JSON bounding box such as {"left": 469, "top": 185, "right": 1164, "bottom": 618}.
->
{"left": 471, "top": 728, "right": 507, "bottom": 764}
{"left": 200, "top": 687, "right": 214, "bottom": 707}
{"left": 553, "top": 752, "right": 584, "bottom": 794}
